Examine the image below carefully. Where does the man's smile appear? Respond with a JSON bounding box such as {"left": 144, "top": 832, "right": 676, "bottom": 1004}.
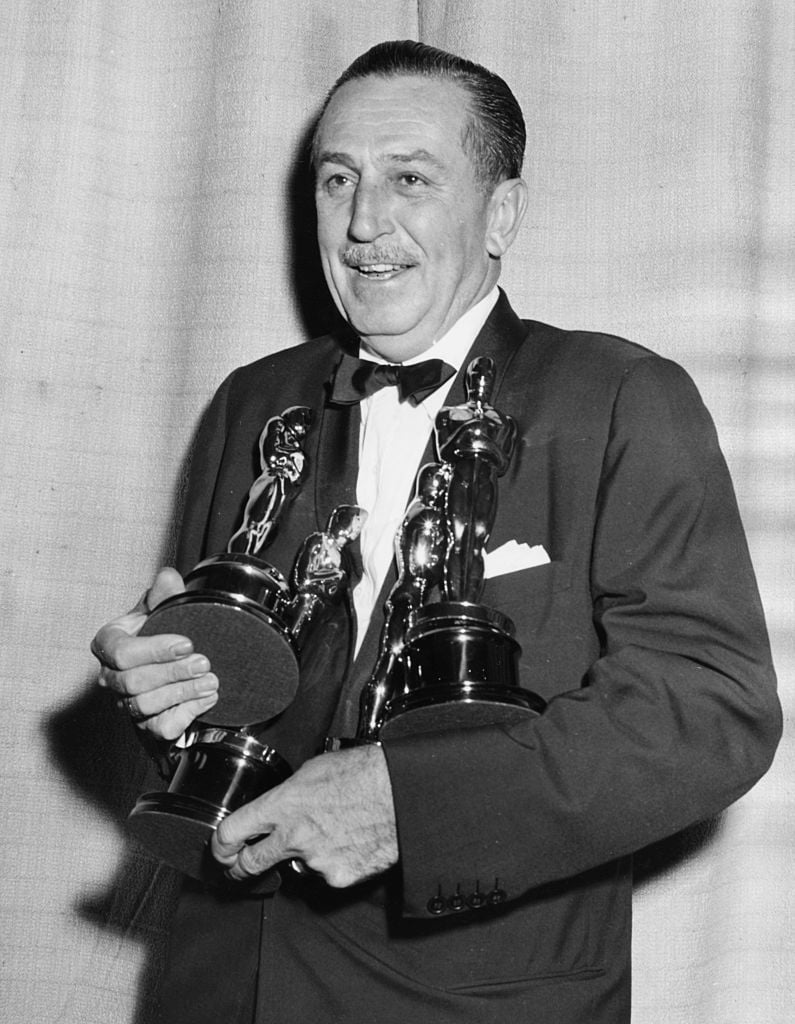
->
{"left": 353, "top": 262, "right": 412, "bottom": 279}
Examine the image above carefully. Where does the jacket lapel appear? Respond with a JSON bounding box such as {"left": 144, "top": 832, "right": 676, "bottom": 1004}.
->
{"left": 313, "top": 395, "right": 360, "bottom": 522}
{"left": 457, "top": 288, "right": 531, "bottom": 405}
{"left": 412, "top": 288, "right": 531, "bottom": 469}
{"left": 311, "top": 335, "right": 364, "bottom": 573}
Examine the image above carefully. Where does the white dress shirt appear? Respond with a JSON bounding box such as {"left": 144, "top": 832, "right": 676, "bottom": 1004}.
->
{"left": 351, "top": 288, "right": 499, "bottom": 654}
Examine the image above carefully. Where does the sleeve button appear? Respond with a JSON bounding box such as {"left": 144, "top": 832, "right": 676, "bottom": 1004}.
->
{"left": 467, "top": 890, "right": 486, "bottom": 909}
{"left": 448, "top": 891, "right": 466, "bottom": 912}
{"left": 427, "top": 895, "right": 447, "bottom": 915}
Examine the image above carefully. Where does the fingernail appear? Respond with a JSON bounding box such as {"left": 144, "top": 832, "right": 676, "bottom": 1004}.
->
{"left": 196, "top": 676, "right": 218, "bottom": 694}
{"left": 189, "top": 656, "right": 211, "bottom": 677}
{"left": 169, "top": 640, "right": 193, "bottom": 658}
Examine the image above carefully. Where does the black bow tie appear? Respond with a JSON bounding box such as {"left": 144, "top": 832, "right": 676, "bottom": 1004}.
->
{"left": 330, "top": 353, "right": 456, "bottom": 405}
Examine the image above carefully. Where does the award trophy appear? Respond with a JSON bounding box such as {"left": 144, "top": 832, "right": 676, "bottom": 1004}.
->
{"left": 137, "top": 405, "right": 314, "bottom": 727}
{"left": 356, "top": 357, "right": 545, "bottom": 743}
{"left": 356, "top": 461, "right": 449, "bottom": 741}
{"left": 127, "top": 404, "right": 365, "bottom": 883}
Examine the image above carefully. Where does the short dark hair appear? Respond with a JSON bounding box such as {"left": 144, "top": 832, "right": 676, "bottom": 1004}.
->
{"left": 313, "top": 40, "right": 525, "bottom": 189}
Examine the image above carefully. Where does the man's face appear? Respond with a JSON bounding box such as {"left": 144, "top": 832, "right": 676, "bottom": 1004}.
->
{"left": 314, "top": 75, "right": 503, "bottom": 361}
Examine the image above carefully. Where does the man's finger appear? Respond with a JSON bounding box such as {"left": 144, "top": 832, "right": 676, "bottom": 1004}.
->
{"left": 112, "top": 665, "right": 217, "bottom": 709}
{"left": 218, "top": 832, "right": 288, "bottom": 882}
{"left": 96, "top": 631, "right": 198, "bottom": 676}
{"left": 212, "top": 796, "right": 275, "bottom": 859}
{"left": 91, "top": 567, "right": 187, "bottom": 668}
{"left": 138, "top": 692, "right": 220, "bottom": 742}
{"left": 144, "top": 567, "right": 186, "bottom": 612}
{"left": 212, "top": 795, "right": 284, "bottom": 864}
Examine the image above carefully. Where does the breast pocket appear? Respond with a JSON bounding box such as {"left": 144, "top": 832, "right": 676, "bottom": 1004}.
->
{"left": 480, "top": 560, "right": 582, "bottom": 701}
{"left": 482, "top": 559, "right": 571, "bottom": 633}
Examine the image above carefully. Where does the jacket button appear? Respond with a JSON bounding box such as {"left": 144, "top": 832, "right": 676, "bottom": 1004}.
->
{"left": 467, "top": 889, "right": 486, "bottom": 910}
{"left": 488, "top": 887, "right": 507, "bottom": 905}
{"left": 447, "top": 890, "right": 466, "bottom": 912}
{"left": 427, "top": 895, "right": 447, "bottom": 915}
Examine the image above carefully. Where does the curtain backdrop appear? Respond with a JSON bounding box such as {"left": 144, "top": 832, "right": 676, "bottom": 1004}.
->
{"left": 1, "top": 2, "right": 792, "bottom": 1021}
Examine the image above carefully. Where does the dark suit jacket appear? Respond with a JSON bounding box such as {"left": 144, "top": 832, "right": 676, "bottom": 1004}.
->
{"left": 160, "top": 292, "right": 780, "bottom": 1024}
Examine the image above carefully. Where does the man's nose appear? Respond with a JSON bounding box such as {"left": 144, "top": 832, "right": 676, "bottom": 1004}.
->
{"left": 348, "top": 182, "right": 394, "bottom": 242}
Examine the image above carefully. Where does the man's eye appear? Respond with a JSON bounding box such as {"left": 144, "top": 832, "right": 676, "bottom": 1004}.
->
{"left": 324, "top": 173, "right": 353, "bottom": 193}
{"left": 398, "top": 173, "right": 425, "bottom": 187}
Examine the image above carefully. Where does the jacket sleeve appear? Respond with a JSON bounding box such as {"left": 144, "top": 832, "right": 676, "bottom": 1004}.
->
{"left": 382, "top": 355, "right": 781, "bottom": 917}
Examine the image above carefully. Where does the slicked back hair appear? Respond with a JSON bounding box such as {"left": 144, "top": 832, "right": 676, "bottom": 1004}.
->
{"left": 312, "top": 40, "right": 526, "bottom": 191}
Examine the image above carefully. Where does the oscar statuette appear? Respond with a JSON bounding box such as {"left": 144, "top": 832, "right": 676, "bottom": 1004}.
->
{"left": 126, "top": 404, "right": 366, "bottom": 883}
{"left": 137, "top": 405, "right": 314, "bottom": 727}
{"left": 351, "top": 357, "right": 545, "bottom": 744}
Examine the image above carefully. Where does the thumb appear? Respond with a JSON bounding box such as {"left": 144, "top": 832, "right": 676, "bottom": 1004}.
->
{"left": 142, "top": 566, "right": 186, "bottom": 613}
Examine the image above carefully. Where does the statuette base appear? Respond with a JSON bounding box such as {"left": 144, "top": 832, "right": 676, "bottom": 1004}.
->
{"left": 383, "top": 600, "right": 546, "bottom": 736}
{"left": 139, "top": 553, "right": 299, "bottom": 726}
{"left": 380, "top": 684, "right": 544, "bottom": 738}
{"left": 127, "top": 727, "right": 291, "bottom": 888}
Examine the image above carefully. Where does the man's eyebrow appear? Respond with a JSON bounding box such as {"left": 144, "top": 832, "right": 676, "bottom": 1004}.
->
{"left": 315, "top": 148, "right": 446, "bottom": 171}
{"left": 384, "top": 149, "right": 445, "bottom": 170}
{"left": 315, "top": 150, "right": 355, "bottom": 168}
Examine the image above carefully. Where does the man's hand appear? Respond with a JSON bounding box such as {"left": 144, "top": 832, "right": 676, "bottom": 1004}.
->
{"left": 211, "top": 744, "right": 398, "bottom": 888}
{"left": 91, "top": 568, "right": 219, "bottom": 741}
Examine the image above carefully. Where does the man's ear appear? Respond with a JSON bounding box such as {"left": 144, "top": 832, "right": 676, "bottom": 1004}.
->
{"left": 485, "top": 178, "right": 528, "bottom": 258}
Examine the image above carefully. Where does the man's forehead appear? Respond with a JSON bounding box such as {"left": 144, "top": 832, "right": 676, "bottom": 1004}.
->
{"left": 314, "top": 75, "right": 473, "bottom": 171}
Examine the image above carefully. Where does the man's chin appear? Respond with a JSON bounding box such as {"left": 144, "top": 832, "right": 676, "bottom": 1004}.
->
{"left": 356, "top": 330, "right": 438, "bottom": 361}
{"left": 342, "top": 307, "right": 430, "bottom": 358}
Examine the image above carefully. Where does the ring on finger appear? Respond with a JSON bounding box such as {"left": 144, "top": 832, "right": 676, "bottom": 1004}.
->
{"left": 118, "top": 695, "right": 148, "bottom": 722}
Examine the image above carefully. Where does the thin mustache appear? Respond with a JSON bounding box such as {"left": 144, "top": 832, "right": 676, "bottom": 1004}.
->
{"left": 341, "top": 245, "right": 417, "bottom": 267}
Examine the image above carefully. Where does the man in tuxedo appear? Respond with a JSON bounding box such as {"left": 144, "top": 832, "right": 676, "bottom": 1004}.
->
{"left": 92, "top": 40, "right": 781, "bottom": 1024}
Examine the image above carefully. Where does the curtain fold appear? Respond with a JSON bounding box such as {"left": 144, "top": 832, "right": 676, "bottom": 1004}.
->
{"left": 1, "top": 2, "right": 791, "bottom": 1021}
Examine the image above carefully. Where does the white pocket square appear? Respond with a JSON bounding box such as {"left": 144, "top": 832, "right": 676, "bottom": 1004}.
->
{"left": 483, "top": 540, "right": 551, "bottom": 579}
